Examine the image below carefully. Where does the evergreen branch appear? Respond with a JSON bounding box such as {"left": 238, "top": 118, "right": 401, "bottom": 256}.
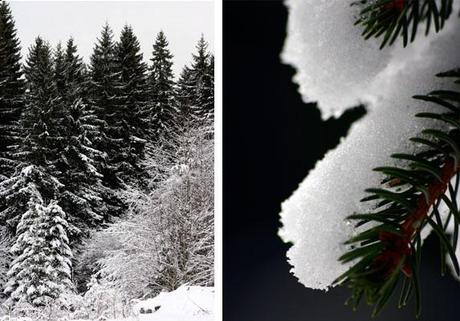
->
{"left": 336, "top": 69, "right": 460, "bottom": 317}
{"left": 352, "top": 0, "right": 455, "bottom": 49}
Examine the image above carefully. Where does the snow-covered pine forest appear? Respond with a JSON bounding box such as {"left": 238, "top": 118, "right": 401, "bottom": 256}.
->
{"left": 0, "top": 1, "right": 214, "bottom": 320}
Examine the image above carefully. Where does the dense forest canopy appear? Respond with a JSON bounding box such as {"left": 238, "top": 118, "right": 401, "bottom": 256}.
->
{"left": 0, "top": 1, "right": 214, "bottom": 319}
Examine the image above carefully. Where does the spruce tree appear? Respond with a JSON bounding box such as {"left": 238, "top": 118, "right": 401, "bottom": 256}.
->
{"left": 4, "top": 199, "right": 72, "bottom": 306}
{"left": 115, "top": 25, "right": 148, "bottom": 138}
{"left": 203, "top": 54, "right": 214, "bottom": 131}
{"left": 0, "top": 164, "right": 62, "bottom": 303}
{"left": 53, "top": 42, "right": 66, "bottom": 97}
{"left": 86, "top": 25, "right": 127, "bottom": 230}
{"left": 20, "top": 37, "right": 63, "bottom": 168}
{"left": 0, "top": 38, "right": 65, "bottom": 234}
{"left": 89, "top": 24, "right": 121, "bottom": 187}
{"left": 5, "top": 37, "right": 106, "bottom": 243}
{"left": 113, "top": 24, "right": 148, "bottom": 183}
{"left": 63, "top": 37, "right": 87, "bottom": 104}
{"left": 0, "top": 1, "right": 25, "bottom": 179}
{"left": 189, "top": 36, "right": 214, "bottom": 124}
{"left": 147, "top": 31, "right": 177, "bottom": 138}
{"left": 57, "top": 97, "right": 110, "bottom": 241}
{"left": 60, "top": 50, "right": 107, "bottom": 239}
{"left": 89, "top": 24, "right": 118, "bottom": 125}
{"left": 0, "top": 165, "right": 60, "bottom": 234}
{"left": 0, "top": 226, "right": 10, "bottom": 300}
{"left": 56, "top": 38, "right": 113, "bottom": 241}
{"left": 176, "top": 65, "right": 195, "bottom": 122}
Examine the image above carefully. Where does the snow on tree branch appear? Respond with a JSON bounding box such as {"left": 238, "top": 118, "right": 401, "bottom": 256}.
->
{"left": 78, "top": 126, "right": 214, "bottom": 305}
{"left": 279, "top": 0, "right": 460, "bottom": 290}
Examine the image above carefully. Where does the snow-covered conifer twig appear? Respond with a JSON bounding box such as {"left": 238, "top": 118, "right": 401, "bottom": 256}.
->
{"left": 335, "top": 73, "right": 460, "bottom": 314}
{"left": 335, "top": 1, "right": 460, "bottom": 316}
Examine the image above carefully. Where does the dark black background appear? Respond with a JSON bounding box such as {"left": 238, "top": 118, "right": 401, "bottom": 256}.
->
{"left": 223, "top": 1, "right": 460, "bottom": 321}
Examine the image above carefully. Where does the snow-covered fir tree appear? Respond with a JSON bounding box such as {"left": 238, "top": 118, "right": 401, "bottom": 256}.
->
{"left": 56, "top": 101, "right": 108, "bottom": 241}
{"left": 0, "top": 1, "right": 25, "bottom": 179}
{"left": 89, "top": 24, "right": 149, "bottom": 187}
{"left": 4, "top": 197, "right": 72, "bottom": 306}
{"left": 63, "top": 38, "right": 88, "bottom": 105}
{"left": 176, "top": 36, "right": 214, "bottom": 126}
{"left": 0, "top": 226, "right": 11, "bottom": 300}
{"left": 176, "top": 65, "right": 195, "bottom": 122}
{"left": 113, "top": 24, "right": 148, "bottom": 184}
{"left": 0, "top": 165, "right": 60, "bottom": 233}
{"left": 189, "top": 36, "right": 214, "bottom": 124}
{"left": 147, "top": 31, "right": 177, "bottom": 139}
{"left": 20, "top": 37, "right": 63, "bottom": 167}
{"left": 54, "top": 38, "right": 112, "bottom": 241}
{"left": 115, "top": 25, "right": 148, "bottom": 138}
{"left": 0, "top": 164, "right": 62, "bottom": 301}
{"left": 13, "top": 38, "right": 71, "bottom": 234}
{"left": 4, "top": 37, "right": 109, "bottom": 243}
{"left": 207, "top": 54, "right": 214, "bottom": 117}
{"left": 55, "top": 38, "right": 88, "bottom": 106}
{"left": 53, "top": 42, "right": 66, "bottom": 97}
{"left": 88, "top": 24, "right": 122, "bottom": 188}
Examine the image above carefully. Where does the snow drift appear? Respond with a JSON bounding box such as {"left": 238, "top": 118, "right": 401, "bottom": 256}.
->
{"left": 134, "top": 285, "right": 214, "bottom": 321}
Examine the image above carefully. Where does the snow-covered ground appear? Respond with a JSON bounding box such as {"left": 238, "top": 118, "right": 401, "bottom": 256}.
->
{"left": 133, "top": 285, "right": 214, "bottom": 321}
{"left": 0, "top": 286, "right": 214, "bottom": 321}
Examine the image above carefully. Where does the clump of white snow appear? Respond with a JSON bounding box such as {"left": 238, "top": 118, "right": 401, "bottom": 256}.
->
{"left": 133, "top": 286, "right": 214, "bottom": 321}
{"left": 279, "top": 0, "right": 460, "bottom": 290}
{"left": 282, "top": 0, "right": 391, "bottom": 118}
{"left": 20, "top": 165, "right": 34, "bottom": 176}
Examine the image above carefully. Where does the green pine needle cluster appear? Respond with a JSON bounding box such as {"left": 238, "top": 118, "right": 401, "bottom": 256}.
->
{"left": 336, "top": 70, "right": 460, "bottom": 317}
{"left": 353, "top": 0, "right": 455, "bottom": 49}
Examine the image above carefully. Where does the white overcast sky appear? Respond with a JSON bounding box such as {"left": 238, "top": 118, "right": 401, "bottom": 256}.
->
{"left": 9, "top": 1, "right": 214, "bottom": 77}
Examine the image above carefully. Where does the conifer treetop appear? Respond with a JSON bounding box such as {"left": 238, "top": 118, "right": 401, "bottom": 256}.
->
{"left": 147, "top": 30, "right": 177, "bottom": 138}
{"left": 0, "top": 0, "right": 25, "bottom": 175}
{"left": 0, "top": 0, "right": 24, "bottom": 97}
